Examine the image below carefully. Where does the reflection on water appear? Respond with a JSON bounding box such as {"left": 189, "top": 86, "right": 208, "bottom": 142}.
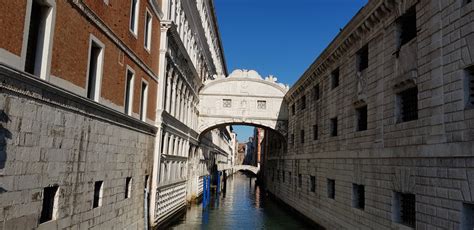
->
{"left": 167, "top": 172, "right": 314, "bottom": 230}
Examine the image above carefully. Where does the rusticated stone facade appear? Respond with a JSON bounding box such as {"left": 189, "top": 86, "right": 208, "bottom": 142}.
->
{"left": 0, "top": 65, "right": 155, "bottom": 229}
{"left": 265, "top": 0, "right": 474, "bottom": 229}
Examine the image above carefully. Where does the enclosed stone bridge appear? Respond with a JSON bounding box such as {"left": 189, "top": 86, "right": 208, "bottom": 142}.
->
{"left": 198, "top": 69, "right": 289, "bottom": 136}
{"left": 233, "top": 164, "right": 260, "bottom": 175}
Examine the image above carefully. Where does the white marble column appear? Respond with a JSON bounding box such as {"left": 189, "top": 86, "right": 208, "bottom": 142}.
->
{"left": 170, "top": 75, "right": 177, "bottom": 116}
{"left": 162, "top": 132, "right": 169, "bottom": 154}
{"left": 165, "top": 69, "right": 173, "bottom": 113}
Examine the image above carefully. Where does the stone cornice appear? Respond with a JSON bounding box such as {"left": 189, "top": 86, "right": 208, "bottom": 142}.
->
{"left": 286, "top": 0, "right": 395, "bottom": 101}
{"left": 0, "top": 64, "right": 157, "bottom": 135}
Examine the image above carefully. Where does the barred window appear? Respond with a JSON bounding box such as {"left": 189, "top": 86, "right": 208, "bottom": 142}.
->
{"left": 314, "top": 84, "right": 320, "bottom": 100}
{"left": 310, "top": 176, "right": 316, "bottom": 192}
{"left": 466, "top": 67, "right": 474, "bottom": 106}
{"left": 313, "top": 125, "right": 318, "bottom": 140}
{"left": 397, "top": 6, "right": 417, "bottom": 47}
{"left": 356, "top": 105, "right": 368, "bottom": 131}
{"left": 357, "top": 45, "right": 369, "bottom": 72}
{"left": 352, "top": 184, "right": 365, "bottom": 210}
{"left": 298, "top": 174, "right": 302, "bottom": 188}
{"left": 398, "top": 87, "right": 418, "bottom": 122}
{"left": 330, "top": 117, "right": 338, "bottom": 137}
{"left": 462, "top": 203, "right": 474, "bottom": 230}
{"left": 331, "top": 68, "right": 340, "bottom": 89}
{"left": 300, "top": 129, "right": 305, "bottom": 144}
{"left": 257, "top": 100, "right": 267, "bottom": 110}
{"left": 223, "top": 99, "right": 232, "bottom": 108}
{"left": 394, "top": 192, "right": 416, "bottom": 228}
{"left": 327, "top": 179, "right": 335, "bottom": 199}
{"left": 300, "top": 95, "right": 306, "bottom": 110}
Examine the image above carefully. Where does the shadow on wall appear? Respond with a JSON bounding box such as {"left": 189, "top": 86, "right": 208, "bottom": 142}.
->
{"left": 0, "top": 109, "right": 11, "bottom": 172}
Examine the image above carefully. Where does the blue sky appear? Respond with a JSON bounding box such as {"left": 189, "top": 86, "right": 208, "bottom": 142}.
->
{"left": 214, "top": 0, "right": 368, "bottom": 142}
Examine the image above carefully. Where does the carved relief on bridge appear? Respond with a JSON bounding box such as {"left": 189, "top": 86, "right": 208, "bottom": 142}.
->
{"left": 198, "top": 69, "right": 289, "bottom": 136}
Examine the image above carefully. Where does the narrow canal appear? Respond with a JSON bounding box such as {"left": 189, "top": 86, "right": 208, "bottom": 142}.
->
{"left": 166, "top": 172, "right": 314, "bottom": 229}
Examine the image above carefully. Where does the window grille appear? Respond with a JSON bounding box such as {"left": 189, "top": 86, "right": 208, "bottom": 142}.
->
{"left": 356, "top": 106, "right": 368, "bottom": 131}
{"left": 400, "top": 193, "right": 416, "bottom": 227}
{"left": 330, "top": 117, "right": 338, "bottom": 137}
{"left": 331, "top": 68, "right": 340, "bottom": 89}
{"left": 398, "top": 87, "right": 418, "bottom": 122}
{"left": 352, "top": 184, "right": 365, "bottom": 210}
{"left": 357, "top": 45, "right": 369, "bottom": 72}
{"left": 257, "top": 100, "right": 267, "bottom": 110}
{"left": 327, "top": 179, "right": 335, "bottom": 199}
{"left": 298, "top": 174, "right": 302, "bottom": 188}
{"left": 223, "top": 99, "right": 232, "bottom": 108}
{"left": 300, "top": 129, "right": 305, "bottom": 144}
{"left": 397, "top": 6, "right": 417, "bottom": 47}
{"left": 310, "top": 176, "right": 316, "bottom": 192}
{"left": 313, "top": 125, "right": 318, "bottom": 140}
{"left": 314, "top": 84, "right": 320, "bottom": 100}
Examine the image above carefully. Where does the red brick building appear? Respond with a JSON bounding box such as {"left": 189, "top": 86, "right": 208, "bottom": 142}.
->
{"left": 1, "top": 0, "right": 160, "bottom": 121}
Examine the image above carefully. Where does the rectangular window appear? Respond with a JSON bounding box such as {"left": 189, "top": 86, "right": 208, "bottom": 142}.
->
{"left": 331, "top": 68, "right": 340, "bottom": 89}
{"left": 298, "top": 174, "right": 302, "bottom": 188}
{"left": 290, "top": 134, "right": 295, "bottom": 145}
{"left": 301, "top": 96, "right": 306, "bottom": 110}
{"left": 291, "top": 104, "right": 296, "bottom": 115}
{"left": 129, "top": 0, "right": 139, "bottom": 35}
{"left": 393, "top": 192, "right": 416, "bottom": 228}
{"left": 40, "top": 185, "right": 59, "bottom": 223}
{"left": 314, "top": 84, "right": 320, "bottom": 100}
{"left": 462, "top": 203, "right": 474, "bottom": 230}
{"left": 352, "top": 184, "right": 365, "bottom": 210}
{"left": 313, "top": 125, "right": 318, "bottom": 140}
{"left": 140, "top": 81, "right": 148, "bottom": 121}
{"left": 289, "top": 172, "right": 292, "bottom": 184}
{"left": 282, "top": 170, "right": 285, "bottom": 183}
{"left": 93, "top": 181, "right": 103, "bottom": 208}
{"left": 124, "top": 68, "right": 134, "bottom": 115}
{"left": 277, "top": 170, "right": 280, "bottom": 182}
{"left": 144, "top": 10, "right": 152, "bottom": 51}
{"left": 398, "top": 87, "right": 418, "bottom": 122}
{"left": 25, "top": 0, "right": 53, "bottom": 78}
{"left": 356, "top": 105, "right": 368, "bottom": 131}
{"left": 330, "top": 117, "right": 338, "bottom": 137}
{"left": 87, "top": 38, "right": 104, "bottom": 101}
{"left": 223, "top": 99, "right": 232, "bottom": 108}
{"left": 327, "top": 179, "right": 335, "bottom": 199}
{"left": 300, "top": 129, "right": 305, "bottom": 144}
{"left": 125, "top": 177, "right": 132, "bottom": 199}
{"left": 357, "top": 45, "right": 369, "bottom": 72}
{"left": 257, "top": 100, "right": 267, "bottom": 110}
{"left": 310, "top": 176, "right": 316, "bottom": 192}
{"left": 272, "top": 169, "right": 275, "bottom": 182}
{"left": 397, "top": 6, "right": 417, "bottom": 47}
{"left": 466, "top": 67, "right": 474, "bottom": 106}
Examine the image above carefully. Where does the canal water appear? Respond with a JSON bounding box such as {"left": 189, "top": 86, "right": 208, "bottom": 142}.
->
{"left": 167, "top": 172, "right": 314, "bottom": 230}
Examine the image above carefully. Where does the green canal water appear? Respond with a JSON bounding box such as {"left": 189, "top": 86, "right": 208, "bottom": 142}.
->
{"left": 166, "top": 172, "right": 315, "bottom": 230}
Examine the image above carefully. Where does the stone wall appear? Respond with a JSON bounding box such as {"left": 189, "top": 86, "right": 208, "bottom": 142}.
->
{"left": 266, "top": 0, "right": 474, "bottom": 229}
{"left": 0, "top": 65, "right": 156, "bottom": 230}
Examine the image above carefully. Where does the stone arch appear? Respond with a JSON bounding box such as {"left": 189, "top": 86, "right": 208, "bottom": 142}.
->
{"left": 198, "top": 69, "right": 289, "bottom": 137}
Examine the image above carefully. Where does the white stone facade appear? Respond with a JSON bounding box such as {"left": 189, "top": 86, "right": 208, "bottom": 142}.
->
{"left": 265, "top": 0, "right": 474, "bottom": 229}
